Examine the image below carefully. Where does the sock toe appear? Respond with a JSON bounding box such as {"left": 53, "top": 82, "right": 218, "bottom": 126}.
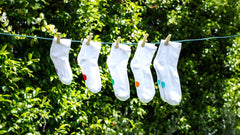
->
{"left": 89, "top": 86, "right": 101, "bottom": 93}
{"left": 115, "top": 89, "right": 130, "bottom": 101}
{"left": 166, "top": 91, "right": 181, "bottom": 106}
{"left": 61, "top": 78, "right": 72, "bottom": 85}
{"left": 139, "top": 94, "right": 153, "bottom": 103}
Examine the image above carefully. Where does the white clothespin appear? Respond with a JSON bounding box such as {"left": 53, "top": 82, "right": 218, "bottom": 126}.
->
{"left": 86, "top": 33, "right": 93, "bottom": 45}
{"left": 165, "top": 34, "right": 172, "bottom": 46}
{"left": 141, "top": 34, "right": 149, "bottom": 47}
{"left": 57, "top": 32, "right": 61, "bottom": 44}
{"left": 115, "top": 36, "right": 121, "bottom": 49}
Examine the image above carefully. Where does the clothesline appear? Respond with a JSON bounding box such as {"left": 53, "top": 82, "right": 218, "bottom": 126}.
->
{"left": 0, "top": 32, "right": 240, "bottom": 45}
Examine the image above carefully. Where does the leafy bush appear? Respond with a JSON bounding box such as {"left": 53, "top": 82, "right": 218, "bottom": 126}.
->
{"left": 0, "top": 0, "right": 240, "bottom": 134}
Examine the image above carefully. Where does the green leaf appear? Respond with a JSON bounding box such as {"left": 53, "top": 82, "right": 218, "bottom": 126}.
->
{"left": 0, "top": 130, "right": 7, "bottom": 135}
{"left": 27, "top": 18, "right": 31, "bottom": 25}
{"left": 0, "top": 45, "right": 7, "bottom": 52}
{"left": 28, "top": 53, "right": 32, "bottom": 60}
{"left": 39, "top": 12, "right": 44, "bottom": 19}
{"left": 12, "top": 77, "right": 21, "bottom": 82}
{"left": 0, "top": 122, "right": 6, "bottom": 129}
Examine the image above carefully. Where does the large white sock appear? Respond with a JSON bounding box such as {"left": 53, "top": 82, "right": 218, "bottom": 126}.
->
{"left": 130, "top": 41, "right": 157, "bottom": 103}
{"left": 107, "top": 43, "right": 131, "bottom": 101}
{"left": 153, "top": 40, "right": 182, "bottom": 106}
{"left": 77, "top": 39, "right": 102, "bottom": 93}
{"left": 50, "top": 37, "right": 72, "bottom": 85}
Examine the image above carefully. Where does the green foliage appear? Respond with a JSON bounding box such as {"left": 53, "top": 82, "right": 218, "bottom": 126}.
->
{"left": 0, "top": 0, "right": 240, "bottom": 134}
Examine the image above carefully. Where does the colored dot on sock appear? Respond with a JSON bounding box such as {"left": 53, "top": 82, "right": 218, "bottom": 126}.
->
{"left": 135, "top": 81, "right": 140, "bottom": 87}
{"left": 161, "top": 81, "right": 165, "bottom": 88}
{"left": 82, "top": 74, "right": 87, "bottom": 81}
{"left": 110, "top": 76, "right": 115, "bottom": 85}
{"left": 157, "top": 80, "right": 161, "bottom": 86}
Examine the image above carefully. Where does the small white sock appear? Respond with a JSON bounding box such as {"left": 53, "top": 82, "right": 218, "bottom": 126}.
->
{"left": 77, "top": 39, "right": 102, "bottom": 93}
{"left": 153, "top": 40, "right": 182, "bottom": 106}
{"left": 107, "top": 43, "right": 131, "bottom": 101}
{"left": 130, "top": 41, "right": 157, "bottom": 103}
{"left": 50, "top": 37, "right": 72, "bottom": 85}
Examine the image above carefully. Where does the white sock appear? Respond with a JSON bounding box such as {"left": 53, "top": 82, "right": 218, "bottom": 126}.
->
{"left": 130, "top": 41, "right": 157, "bottom": 103}
{"left": 50, "top": 37, "right": 72, "bottom": 85}
{"left": 77, "top": 39, "right": 102, "bottom": 93}
{"left": 153, "top": 40, "right": 182, "bottom": 106}
{"left": 107, "top": 43, "right": 131, "bottom": 101}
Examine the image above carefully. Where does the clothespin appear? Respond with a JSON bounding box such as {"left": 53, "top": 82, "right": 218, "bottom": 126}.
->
{"left": 86, "top": 33, "right": 93, "bottom": 45}
{"left": 165, "top": 34, "right": 172, "bottom": 45}
{"left": 115, "top": 36, "right": 121, "bottom": 49}
{"left": 141, "top": 34, "right": 149, "bottom": 47}
{"left": 57, "top": 32, "right": 61, "bottom": 44}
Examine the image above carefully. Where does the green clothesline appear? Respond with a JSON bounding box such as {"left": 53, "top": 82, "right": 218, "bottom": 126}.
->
{"left": 0, "top": 32, "right": 240, "bottom": 45}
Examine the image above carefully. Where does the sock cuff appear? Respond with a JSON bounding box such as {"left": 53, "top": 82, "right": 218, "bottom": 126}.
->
{"left": 50, "top": 37, "right": 72, "bottom": 58}
{"left": 113, "top": 43, "right": 131, "bottom": 52}
{"left": 83, "top": 39, "right": 101, "bottom": 50}
{"left": 111, "top": 43, "right": 131, "bottom": 57}
{"left": 132, "top": 41, "right": 157, "bottom": 65}
{"left": 166, "top": 40, "right": 182, "bottom": 48}
{"left": 141, "top": 42, "right": 158, "bottom": 50}
{"left": 79, "top": 39, "right": 101, "bottom": 60}
{"left": 155, "top": 40, "right": 181, "bottom": 62}
{"left": 53, "top": 37, "right": 71, "bottom": 47}
{"left": 107, "top": 43, "right": 131, "bottom": 68}
{"left": 138, "top": 41, "right": 157, "bottom": 55}
{"left": 161, "top": 40, "right": 182, "bottom": 50}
